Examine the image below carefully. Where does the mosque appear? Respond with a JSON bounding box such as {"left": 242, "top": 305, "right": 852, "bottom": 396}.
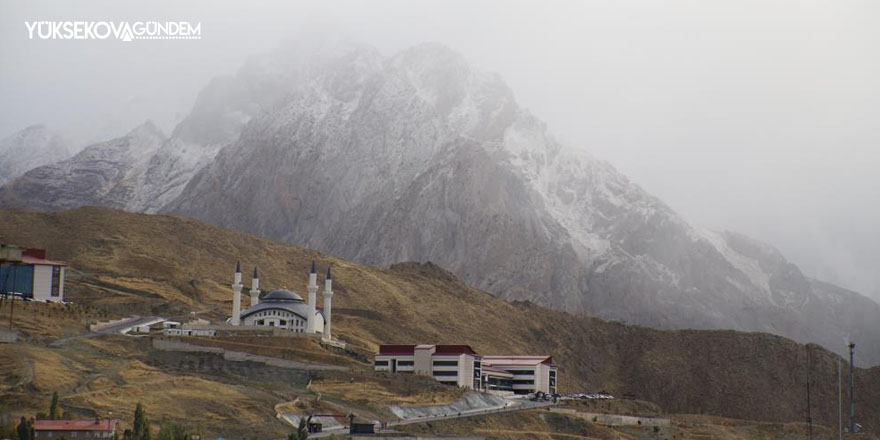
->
{"left": 227, "top": 260, "right": 334, "bottom": 341}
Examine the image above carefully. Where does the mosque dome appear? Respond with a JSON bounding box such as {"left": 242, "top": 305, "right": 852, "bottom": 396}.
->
{"left": 261, "top": 289, "right": 304, "bottom": 302}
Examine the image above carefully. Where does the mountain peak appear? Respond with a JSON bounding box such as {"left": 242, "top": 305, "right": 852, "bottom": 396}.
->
{"left": 127, "top": 120, "right": 166, "bottom": 141}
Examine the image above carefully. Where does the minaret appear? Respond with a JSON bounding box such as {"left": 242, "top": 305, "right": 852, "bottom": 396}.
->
{"left": 322, "top": 266, "right": 333, "bottom": 342}
{"left": 249, "top": 266, "right": 260, "bottom": 306}
{"left": 231, "top": 260, "right": 242, "bottom": 326}
{"left": 306, "top": 261, "right": 317, "bottom": 333}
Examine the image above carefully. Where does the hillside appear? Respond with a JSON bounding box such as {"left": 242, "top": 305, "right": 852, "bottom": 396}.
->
{"left": 0, "top": 207, "right": 878, "bottom": 433}
{"left": 3, "top": 41, "right": 878, "bottom": 366}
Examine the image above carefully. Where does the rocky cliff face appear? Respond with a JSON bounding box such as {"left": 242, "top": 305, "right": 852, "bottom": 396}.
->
{"left": 162, "top": 42, "right": 880, "bottom": 364}
{"left": 0, "top": 125, "right": 74, "bottom": 185}
{"left": 0, "top": 122, "right": 167, "bottom": 211}
{"left": 2, "top": 41, "right": 877, "bottom": 364}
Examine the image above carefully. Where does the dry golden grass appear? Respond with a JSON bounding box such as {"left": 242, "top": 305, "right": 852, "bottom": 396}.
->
{"left": 400, "top": 409, "right": 880, "bottom": 440}
{"left": 0, "top": 207, "right": 878, "bottom": 434}
{"left": 309, "top": 377, "right": 465, "bottom": 407}
{"left": 0, "top": 299, "right": 102, "bottom": 340}
{"left": 0, "top": 340, "right": 293, "bottom": 438}
{"left": 179, "top": 335, "right": 363, "bottom": 367}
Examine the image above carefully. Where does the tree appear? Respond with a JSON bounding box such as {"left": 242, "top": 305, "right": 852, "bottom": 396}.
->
{"left": 141, "top": 420, "right": 151, "bottom": 440}
{"left": 288, "top": 416, "right": 311, "bottom": 440}
{"left": 16, "top": 417, "right": 29, "bottom": 440}
{"left": 50, "top": 391, "right": 60, "bottom": 419}
{"left": 157, "top": 417, "right": 188, "bottom": 440}
{"left": 133, "top": 403, "right": 150, "bottom": 440}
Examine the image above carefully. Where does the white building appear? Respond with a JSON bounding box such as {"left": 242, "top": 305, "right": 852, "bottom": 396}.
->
{"left": 482, "top": 355, "right": 558, "bottom": 395}
{"left": 228, "top": 260, "right": 335, "bottom": 341}
{"left": 0, "top": 247, "right": 66, "bottom": 302}
{"left": 374, "top": 344, "right": 558, "bottom": 394}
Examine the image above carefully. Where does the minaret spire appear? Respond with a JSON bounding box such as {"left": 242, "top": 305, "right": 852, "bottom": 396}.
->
{"left": 249, "top": 266, "right": 260, "bottom": 307}
{"left": 231, "top": 260, "right": 243, "bottom": 326}
{"left": 323, "top": 265, "right": 334, "bottom": 342}
{"left": 307, "top": 261, "right": 318, "bottom": 333}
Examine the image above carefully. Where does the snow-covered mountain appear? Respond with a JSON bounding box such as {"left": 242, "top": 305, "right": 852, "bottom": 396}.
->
{"left": 0, "top": 122, "right": 167, "bottom": 210}
{"left": 0, "top": 125, "right": 74, "bottom": 185}
{"left": 2, "top": 41, "right": 878, "bottom": 364}
{"left": 0, "top": 53, "right": 287, "bottom": 213}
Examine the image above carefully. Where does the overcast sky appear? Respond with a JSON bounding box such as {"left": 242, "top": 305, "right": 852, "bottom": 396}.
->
{"left": 2, "top": 0, "right": 879, "bottom": 301}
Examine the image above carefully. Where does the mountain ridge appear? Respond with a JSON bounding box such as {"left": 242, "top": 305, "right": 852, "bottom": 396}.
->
{"left": 1, "top": 40, "right": 878, "bottom": 364}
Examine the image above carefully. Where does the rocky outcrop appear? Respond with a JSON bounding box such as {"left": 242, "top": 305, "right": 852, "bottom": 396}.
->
{"left": 0, "top": 125, "right": 74, "bottom": 185}
{"left": 163, "top": 42, "right": 880, "bottom": 364}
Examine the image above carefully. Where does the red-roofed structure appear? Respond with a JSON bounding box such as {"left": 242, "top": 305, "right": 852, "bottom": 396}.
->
{"left": 375, "top": 344, "right": 557, "bottom": 394}
{"left": 34, "top": 419, "right": 119, "bottom": 440}
{"left": 1, "top": 247, "right": 66, "bottom": 302}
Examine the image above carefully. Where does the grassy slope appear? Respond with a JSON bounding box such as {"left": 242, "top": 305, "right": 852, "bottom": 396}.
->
{"left": 0, "top": 207, "right": 878, "bottom": 433}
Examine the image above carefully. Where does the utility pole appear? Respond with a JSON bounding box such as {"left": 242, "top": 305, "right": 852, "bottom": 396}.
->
{"left": 806, "top": 346, "right": 812, "bottom": 440}
{"left": 838, "top": 357, "right": 842, "bottom": 440}
{"left": 8, "top": 263, "right": 16, "bottom": 330}
{"left": 848, "top": 342, "right": 856, "bottom": 432}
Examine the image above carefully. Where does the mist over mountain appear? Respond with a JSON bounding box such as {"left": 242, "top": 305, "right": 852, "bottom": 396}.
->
{"left": 2, "top": 40, "right": 878, "bottom": 365}
{"left": 0, "top": 125, "right": 75, "bottom": 185}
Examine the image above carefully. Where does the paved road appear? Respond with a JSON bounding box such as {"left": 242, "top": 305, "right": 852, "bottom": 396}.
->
{"left": 50, "top": 315, "right": 164, "bottom": 347}
{"left": 99, "top": 316, "right": 165, "bottom": 334}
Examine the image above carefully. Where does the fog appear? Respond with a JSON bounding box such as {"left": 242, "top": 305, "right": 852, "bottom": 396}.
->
{"left": 2, "top": 0, "right": 878, "bottom": 301}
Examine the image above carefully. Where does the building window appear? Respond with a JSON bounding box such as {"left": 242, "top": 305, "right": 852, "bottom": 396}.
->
{"left": 512, "top": 379, "right": 534, "bottom": 385}
{"left": 432, "top": 371, "right": 458, "bottom": 377}
{"left": 0, "top": 264, "right": 34, "bottom": 298}
{"left": 510, "top": 370, "right": 535, "bottom": 376}
{"left": 374, "top": 360, "right": 389, "bottom": 366}
{"left": 51, "top": 266, "right": 61, "bottom": 296}
{"left": 397, "top": 360, "right": 414, "bottom": 367}
{"left": 257, "top": 320, "right": 265, "bottom": 325}
{"left": 280, "top": 319, "right": 287, "bottom": 326}
{"left": 432, "top": 360, "right": 458, "bottom": 367}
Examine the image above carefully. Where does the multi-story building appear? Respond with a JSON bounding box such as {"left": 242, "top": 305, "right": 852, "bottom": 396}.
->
{"left": 0, "top": 246, "right": 66, "bottom": 302}
{"left": 34, "top": 419, "right": 119, "bottom": 440}
{"left": 374, "top": 344, "right": 557, "bottom": 395}
{"left": 375, "top": 344, "right": 482, "bottom": 389}
{"left": 482, "top": 355, "right": 557, "bottom": 395}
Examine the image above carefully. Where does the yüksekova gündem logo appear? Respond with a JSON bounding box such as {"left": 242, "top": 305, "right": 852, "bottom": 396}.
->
{"left": 25, "top": 21, "right": 201, "bottom": 42}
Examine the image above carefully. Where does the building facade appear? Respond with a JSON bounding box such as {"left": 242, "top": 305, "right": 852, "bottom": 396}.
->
{"left": 34, "top": 419, "right": 119, "bottom": 440}
{"left": 374, "top": 344, "right": 557, "bottom": 394}
{"left": 482, "top": 355, "right": 558, "bottom": 395}
{"left": 0, "top": 247, "right": 66, "bottom": 302}
{"left": 227, "top": 261, "right": 334, "bottom": 341}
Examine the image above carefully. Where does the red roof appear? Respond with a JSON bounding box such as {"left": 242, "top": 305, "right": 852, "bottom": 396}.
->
{"left": 35, "top": 420, "right": 119, "bottom": 432}
{"left": 482, "top": 355, "right": 555, "bottom": 367}
{"left": 21, "top": 255, "right": 67, "bottom": 267}
{"left": 378, "top": 344, "right": 417, "bottom": 355}
{"left": 21, "top": 248, "right": 66, "bottom": 266}
{"left": 378, "top": 344, "right": 479, "bottom": 356}
{"left": 23, "top": 249, "right": 46, "bottom": 259}
{"left": 434, "top": 345, "right": 477, "bottom": 355}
